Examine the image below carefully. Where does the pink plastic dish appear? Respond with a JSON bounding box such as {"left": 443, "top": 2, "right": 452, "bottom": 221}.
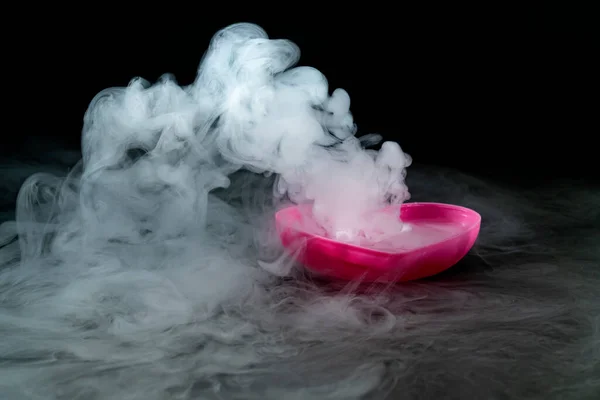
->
{"left": 275, "top": 202, "right": 481, "bottom": 282}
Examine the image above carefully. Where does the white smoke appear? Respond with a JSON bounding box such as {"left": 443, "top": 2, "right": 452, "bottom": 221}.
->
{"left": 0, "top": 22, "right": 598, "bottom": 400}
{"left": 80, "top": 22, "right": 411, "bottom": 249}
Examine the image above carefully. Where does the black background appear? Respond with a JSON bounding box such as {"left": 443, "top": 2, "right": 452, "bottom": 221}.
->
{"left": 4, "top": 3, "right": 597, "bottom": 182}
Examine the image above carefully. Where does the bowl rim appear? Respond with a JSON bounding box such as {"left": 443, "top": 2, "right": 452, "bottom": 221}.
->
{"left": 275, "top": 202, "right": 481, "bottom": 256}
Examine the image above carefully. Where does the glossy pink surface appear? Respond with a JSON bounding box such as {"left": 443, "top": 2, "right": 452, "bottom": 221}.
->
{"left": 275, "top": 202, "right": 481, "bottom": 282}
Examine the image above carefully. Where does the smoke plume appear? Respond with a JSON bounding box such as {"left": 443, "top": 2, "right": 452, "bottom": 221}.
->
{"left": 0, "top": 23, "right": 598, "bottom": 400}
